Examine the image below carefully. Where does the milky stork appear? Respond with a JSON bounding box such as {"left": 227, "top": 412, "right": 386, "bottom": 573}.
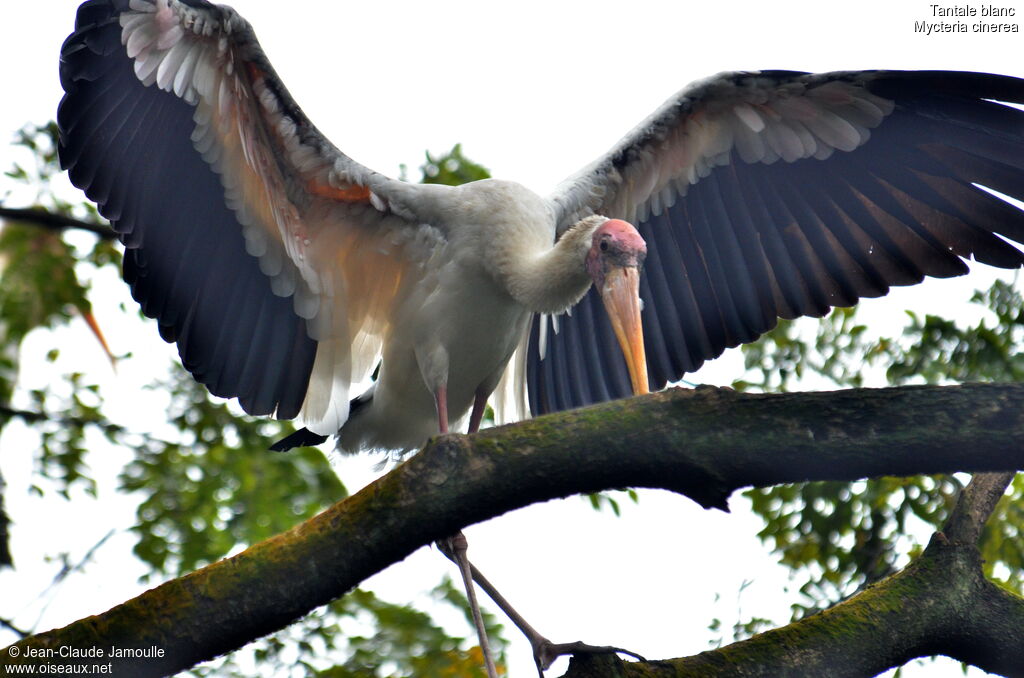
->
{"left": 58, "top": 0, "right": 1024, "bottom": 674}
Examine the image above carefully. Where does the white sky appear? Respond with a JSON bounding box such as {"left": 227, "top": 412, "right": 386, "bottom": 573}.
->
{"left": 1, "top": 0, "right": 1023, "bottom": 676}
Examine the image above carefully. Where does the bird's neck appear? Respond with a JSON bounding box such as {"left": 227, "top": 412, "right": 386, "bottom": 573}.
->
{"left": 497, "top": 216, "right": 603, "bottom": 315}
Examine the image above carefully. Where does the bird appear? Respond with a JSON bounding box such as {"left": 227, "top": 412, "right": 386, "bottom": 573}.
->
{"left": 57, "top": 0, "right": 1024, "bottom": 674}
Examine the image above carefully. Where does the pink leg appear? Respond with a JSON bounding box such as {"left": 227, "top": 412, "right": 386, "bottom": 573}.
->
{"left": 468, "top": 387, "right": 488, "bottom": 434}
{"left": 434, "top": 385, "right": 496, "bottom": 677}
{"left": 434, "top": 385, "right": 449, "bottom": 433}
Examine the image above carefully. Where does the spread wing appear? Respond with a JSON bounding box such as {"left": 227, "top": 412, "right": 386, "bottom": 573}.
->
{"left": 59, "top": 0, "right": 445, "bottom": 433}
{"left": 529, "top": 70, "right": 1024, "bottom": 415}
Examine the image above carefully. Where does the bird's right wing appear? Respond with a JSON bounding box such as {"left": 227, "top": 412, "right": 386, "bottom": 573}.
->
{"left": 59, "top": 0, "right": 446, "bottom": 433}
{"left": 531, "top": 70, "right": 1024, "bottom": 416}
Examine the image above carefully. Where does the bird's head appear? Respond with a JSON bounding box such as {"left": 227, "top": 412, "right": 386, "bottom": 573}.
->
{"left": 586, "top": 218, "right": 649, "bottom": 396}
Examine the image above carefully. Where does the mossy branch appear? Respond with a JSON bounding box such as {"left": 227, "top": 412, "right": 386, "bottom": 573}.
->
{"left": 563, "top": 471, "right": 1024, "bottom": 677}
{"left": 3, "top": 383, "right": 1024, "bottom": 677}
{"left": 564, "top": 532, "right": 1024, "bottom": 677}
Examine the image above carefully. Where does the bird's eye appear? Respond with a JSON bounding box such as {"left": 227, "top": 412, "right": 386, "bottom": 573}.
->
{"left": 600, "top": 239, "right": 610, "bottom": 252}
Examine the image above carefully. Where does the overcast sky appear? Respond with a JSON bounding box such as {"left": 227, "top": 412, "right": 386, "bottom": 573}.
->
{"left": 2, "top": 1, "right": 1022, "bottom": 676}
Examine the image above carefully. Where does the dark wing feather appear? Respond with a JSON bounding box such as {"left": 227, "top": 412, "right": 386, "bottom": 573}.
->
{"left": 59, "top": 0, "right": 438, "bottom": 430}
{"left": 532, "top": 70, "right": 1024, "bottom": 415}
{"left": 60, "top": 0, "right": 315, "bottom": 419}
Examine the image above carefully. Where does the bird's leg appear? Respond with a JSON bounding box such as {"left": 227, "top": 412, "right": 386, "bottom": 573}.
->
{"left": 440, "top": 389, "right": 640, "bottom": 674}
{"left": 434, "top": 385, "right": 498, "bottom": 678}
{"left": 463, "top": 559, "right": 646, "bottom": 676}
{"left": 445, "top": 388, "right": 642, "bottom": 675}
{"left": 467, "top": 386, "right": 488, "bottom": 434}
{"left": 437, "top": 533, "right": 500, "bottom": 678}
{"left": 434, "top": 384, "right": 449, "bottom": 434}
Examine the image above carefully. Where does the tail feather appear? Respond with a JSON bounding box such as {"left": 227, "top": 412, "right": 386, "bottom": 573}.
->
{"left": 270, "top": 390, "right": 374, "bottom": 452}
{"left": 269, "top": 427, "right": 329, "bottom": 452}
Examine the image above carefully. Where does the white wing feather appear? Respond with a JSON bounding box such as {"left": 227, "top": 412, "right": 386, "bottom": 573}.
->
{"left": 550, "top": 71, "right": 894, "bottom": 232}
{"left": 119, "top": 0, "right": 444, "bottom": 433}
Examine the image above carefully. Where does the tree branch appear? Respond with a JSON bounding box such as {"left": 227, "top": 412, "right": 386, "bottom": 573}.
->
{"left": 3, "top": 383, "right": 1024, "bottom": 676}
{"left": 0, "top": 206, "right": 114, "bottom": 241}
{"left": 563, "top": 527, "right": 1024, "bottom": 677}
{"left": 0, "top": 404, "right": 172, "bottom": 448}
{"left": 564, "top": 418, "right": 1024, "bottom": 677}
{"left": 0, "top": 404, "right": 51, "bottom": 424}
{"left": 942, "top": 471, "right": 1015, "bottom": 544}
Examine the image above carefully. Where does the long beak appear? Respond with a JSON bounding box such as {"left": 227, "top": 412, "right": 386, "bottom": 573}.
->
{"left": 599, "top": 266, "right": 649, "bottom": 395}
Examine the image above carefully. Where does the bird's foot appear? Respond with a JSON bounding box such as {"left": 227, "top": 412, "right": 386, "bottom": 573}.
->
{"left": 435, "top": 532, "right": 465, "bottom": 561}
{"left": 439, "top": 534, "right": 645, "bottom": 677}
{"left": 531, "top": 638, "right": 646, "bottom": 676}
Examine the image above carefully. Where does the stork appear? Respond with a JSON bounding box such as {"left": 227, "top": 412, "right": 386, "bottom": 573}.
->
{"left": 58, "top": 0, "right": 1024, "bottom": 675}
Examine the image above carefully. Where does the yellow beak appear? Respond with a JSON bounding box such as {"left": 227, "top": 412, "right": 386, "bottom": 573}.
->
{"left": 599, "top": 266, "right": 649, "bottom": 395}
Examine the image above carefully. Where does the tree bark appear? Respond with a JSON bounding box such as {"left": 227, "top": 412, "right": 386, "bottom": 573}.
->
{"left": 3, "top": 383, "right": 1023, "bottom": 677}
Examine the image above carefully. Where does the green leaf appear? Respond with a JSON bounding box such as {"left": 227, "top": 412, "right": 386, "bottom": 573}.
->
{"left": 419, "top": 144, "right": 490, "bottom": 187}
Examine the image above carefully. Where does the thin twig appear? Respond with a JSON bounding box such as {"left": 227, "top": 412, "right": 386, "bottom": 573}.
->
{"left": 0, "top": 404, "right": 177, "bottom": 450}
{"left": 30, "top": 530, "right": 117, "bottom": 631}
{"left": 0, "top": 206, "right": 114, "bottom": 241}
{"left": 0, "top": 617, "right": 28, "bottom": 638}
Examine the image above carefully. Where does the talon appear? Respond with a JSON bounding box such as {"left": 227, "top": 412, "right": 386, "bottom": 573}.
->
{"left": 533, "top": 640, "right": 647, "bottom": 673}
{"left": 437, "top": 532, "right": 469, "bottom": 561}
{"left": 534, "top": 639, "right": 557, "bottom": 672}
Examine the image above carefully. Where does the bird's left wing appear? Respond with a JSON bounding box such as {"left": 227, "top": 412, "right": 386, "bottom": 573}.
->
{"left": 531, "top": 70, "right": 1024, "bottom": 415}
{"left": 59, "top": 0, "right": 444, "bottom": 433}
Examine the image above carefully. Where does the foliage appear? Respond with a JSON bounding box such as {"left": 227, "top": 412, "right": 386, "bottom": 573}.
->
{"left": 122, "top": 370, "right": 344, "bottom": 576}
{"left": 0, "top": 124, "right": 116, "bottom": 409}
{"left": 0, "top": 123, "right": 120, "bottom": 550}
{"left": 586, "top": 489, "right": 638, "bottom": 517}
{"left": 737, "top": 280, "right": 1024, "bottom": 623}
{"left": 191, "top": 580, "right": 505, "bottom": 678}
{"left": 0, "top": 223, "right": 91, "bottom": 366}
{"left": 419, "top": 144, "right": 490, "bottom": 187}
{"left": 706, "top": 580, "right": 775, "bottom": 649}
{"left": 315, "top": 580, "right": 505, "bottom": 678}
